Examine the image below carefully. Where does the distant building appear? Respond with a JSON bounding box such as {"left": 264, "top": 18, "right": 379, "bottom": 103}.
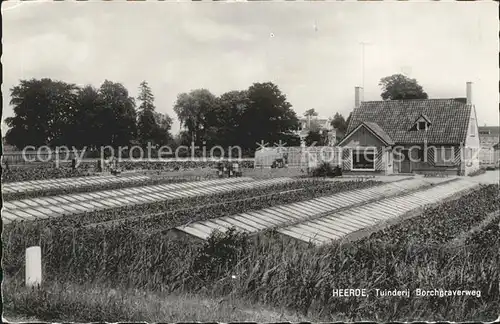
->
{"left": 478, "top": 126, "right": 499, "bottom": 167}
{"left": 295, "top": 115, "right": 337, "bottom": 146}
{"left": 478, "top": 126, "right": 499, "bottom": 148}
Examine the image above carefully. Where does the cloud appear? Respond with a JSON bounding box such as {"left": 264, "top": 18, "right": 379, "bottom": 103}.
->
{"left": 2, "top": 2, "right": 498, "bottom": 137}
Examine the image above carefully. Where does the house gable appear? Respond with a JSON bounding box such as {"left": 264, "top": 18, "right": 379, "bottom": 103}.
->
{"left": 340, "top": 123, "right": 388, "bottom": 148}
{"left": 465, "top": 105, "right": 480, "bottom": 148}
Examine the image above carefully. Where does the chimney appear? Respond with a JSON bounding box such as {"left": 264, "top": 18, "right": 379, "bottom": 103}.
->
{"left": 355, "top": 86, "right": 363, "bottom": 108}
{"left": 466, "top": 82, "right": 472, "bottom": 105}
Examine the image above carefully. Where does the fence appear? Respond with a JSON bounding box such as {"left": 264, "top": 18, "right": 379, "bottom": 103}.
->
{"left": 2, "top": 150, "right": 86, "bottom": 165}
{"left": 254, "top": 146, "right": 342, "bottom": 168}
{"left": 479, "top": 148, "right": 499, "bottom": 167}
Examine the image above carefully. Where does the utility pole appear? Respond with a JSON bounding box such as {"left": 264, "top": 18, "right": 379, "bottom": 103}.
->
{"left": 359, "top": 42, "right": 372, "bottom": 90}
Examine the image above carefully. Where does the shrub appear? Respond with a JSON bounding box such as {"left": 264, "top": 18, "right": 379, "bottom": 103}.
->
{"left": 468, "top": 168, "right": 486, "bottom": 177}
{"left": 312, "top": 162, "right": 335, "bottom": 177}
{"left": 191, "top": 228, "right": 249, "bottom": 284}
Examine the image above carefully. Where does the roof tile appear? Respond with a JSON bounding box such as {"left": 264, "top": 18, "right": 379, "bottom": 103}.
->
{"left": 345, "top": 99, "right": 471, "bottom": 145}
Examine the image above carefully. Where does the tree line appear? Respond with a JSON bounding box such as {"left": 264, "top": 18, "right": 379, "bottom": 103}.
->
{"left": 4, "top": 79, "right": 305, "bottom": 153}
{"left": 5, "top": 79, "right": 171, "bottom": 150}
{"left": 4, "top": 74, "right": 427, "bottom": 152}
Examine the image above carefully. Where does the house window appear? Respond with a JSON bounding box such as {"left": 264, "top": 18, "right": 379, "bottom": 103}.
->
{"left": 415, "top": 147, "right": 424, "bottom": 161}
{"left": 352, "top": 148, "right": 376, "bottom": 171}
{"left": 435, "top": 147, "right": 455, "bottom": 165}
{"left": 418, "top": 121, "right": 427, "bottom": 130}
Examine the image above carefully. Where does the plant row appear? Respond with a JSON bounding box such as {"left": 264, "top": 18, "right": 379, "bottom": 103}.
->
{"left": 7, "top": 180, "right": 380, "bottom": 230}
{"left": 3, "top": 185, "right": 499, "bottom": 321}
{"left": 2, "top": 176, "right": 203, "bottom": 201}
{"left": 2, "top": 165, "right": 94, "bottom": 183}
{"left": 359, "top": 184, "right": 499, "bottom": 245}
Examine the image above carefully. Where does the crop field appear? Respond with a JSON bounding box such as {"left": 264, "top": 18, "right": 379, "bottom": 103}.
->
{"left": 173, "top": 177, "right": 454, "bottom": 240}
{"left": 2, "top": 177, "right": 296, "bottom": 223}
{"left": 2, "top": 168, "right": 499, "bottom": 321}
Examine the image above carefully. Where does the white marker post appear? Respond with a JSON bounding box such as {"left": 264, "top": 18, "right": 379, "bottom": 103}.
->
{"left": 25, "top": 246, "right": 42, "bottom": 287}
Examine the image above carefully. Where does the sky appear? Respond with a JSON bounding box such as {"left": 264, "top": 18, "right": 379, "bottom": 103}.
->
{"left": 2, "top": 1, "right": 498, "bottom": 136}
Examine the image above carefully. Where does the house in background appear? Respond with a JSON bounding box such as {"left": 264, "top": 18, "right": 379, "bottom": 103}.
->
{"left": 478, "top": 126, "right": 500, "bottom": 147}
{"left": 296, "top": 115, "right": 337, "bottom": 146}
{"left": 478, "top": 125, "right": 499, "bottom": 167}
{"left": 494, "top": 142, "right": 500, "bottom": 168}
{"left": 338, "top": 82, "right": 480, "bottom": 176}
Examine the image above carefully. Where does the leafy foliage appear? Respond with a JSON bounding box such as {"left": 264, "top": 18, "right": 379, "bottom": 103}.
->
{"left": 173, "top": 89, "right": 218, "bottom": 145}
{"left": 5, "top": 79, "right": 79, "bottom": 148}
{"left": 192, "top": 228, "right": 249, "bottom": 283}
{"left": 379, "top": 74, "right": 428, "bottom": 100}
{"left": 136, "top": 81, "right": 172, "bottom": 147}
{"left": 4, "top": 79, "right": 174, "bottom": 150}
{"left": 305, "top": 130, "right": 328, "bottom": 147}
{"left": 330, "top": 112, "right": 349, "bottom": 140}
{"left": 304, "top": 108, "right": 318, "bottom": 117}
{"left": 5, "top": 78, "right": 299, "bottom": 154}
{"left": 1, "top": 165, "right": 93, "bottom": 183}
{"left": 311, "top": 162, "right": 342, "bottom": 177}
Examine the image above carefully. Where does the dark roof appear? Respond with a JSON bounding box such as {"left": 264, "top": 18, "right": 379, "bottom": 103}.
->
{"left": 345, "top": 99, "right": 472, "bottom": 145}
{"left": 363, "top": 122, "right": 395, "bottom": 145}
{"left": 478, "top": 126, "right": 500, "bottom": 136}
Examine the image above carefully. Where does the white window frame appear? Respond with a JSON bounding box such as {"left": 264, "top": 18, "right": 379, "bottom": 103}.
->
{"left": 351, "top": 147, "right": 376, "bottom": 171}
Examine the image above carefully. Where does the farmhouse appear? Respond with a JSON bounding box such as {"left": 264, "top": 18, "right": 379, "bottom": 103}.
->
{"left": 338, "top": 82, "right": 480, "bottom": 176}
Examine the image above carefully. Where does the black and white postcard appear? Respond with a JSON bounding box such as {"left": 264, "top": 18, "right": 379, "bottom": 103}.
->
{"left": 1, "top": 1, "right": 499, "bottom": 322}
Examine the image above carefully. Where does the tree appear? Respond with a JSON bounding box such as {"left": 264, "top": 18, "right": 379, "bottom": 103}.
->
{"left": 304, "top": 108, "right": 318, "bottom": 117}
{"left": 153, "top": 112, "right": 173, "bottom": 146}
{"left": 379, "top": 74, "right": 428, "bottom": 100}
{"left": 137, "top": 81, "right": 155, "bottom": 113}
{"left": 330, "top": 113, "right": 348, "bottom": 135}
{"left": 5, "top": 78, "right": 78, "bottom": 148}
{"left": 305, "top": 130, "right": 328, "bottom": 146}
{"left": 97, "top": 80, "right": 137, "bottom": 147}
{"left": 308, "top": 120, "right": 322, "bottom": 133}
{"left": 205, "top": 90, "right": 249, "bottom": 148}
{"left": 136, "top": 81, "right": 159, "bottom": 147}
{"left": 239, "top": 82, "right": 299, "bottom": 150}
{"left": 135, "top": 81, "right": 173, "bottom": 148}
{"left": 279, "top": 131, "right": 302, "bottom": 147}
{"left": 173, "top": 89, "right": 218, "bottom": 145}
{"left": 71, "top": 85, "right": 103, "bottom": 149}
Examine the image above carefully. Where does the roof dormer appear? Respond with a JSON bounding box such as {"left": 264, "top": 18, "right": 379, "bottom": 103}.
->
{"left": 412, "top": 114, "right": 431, "bottom": 131}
